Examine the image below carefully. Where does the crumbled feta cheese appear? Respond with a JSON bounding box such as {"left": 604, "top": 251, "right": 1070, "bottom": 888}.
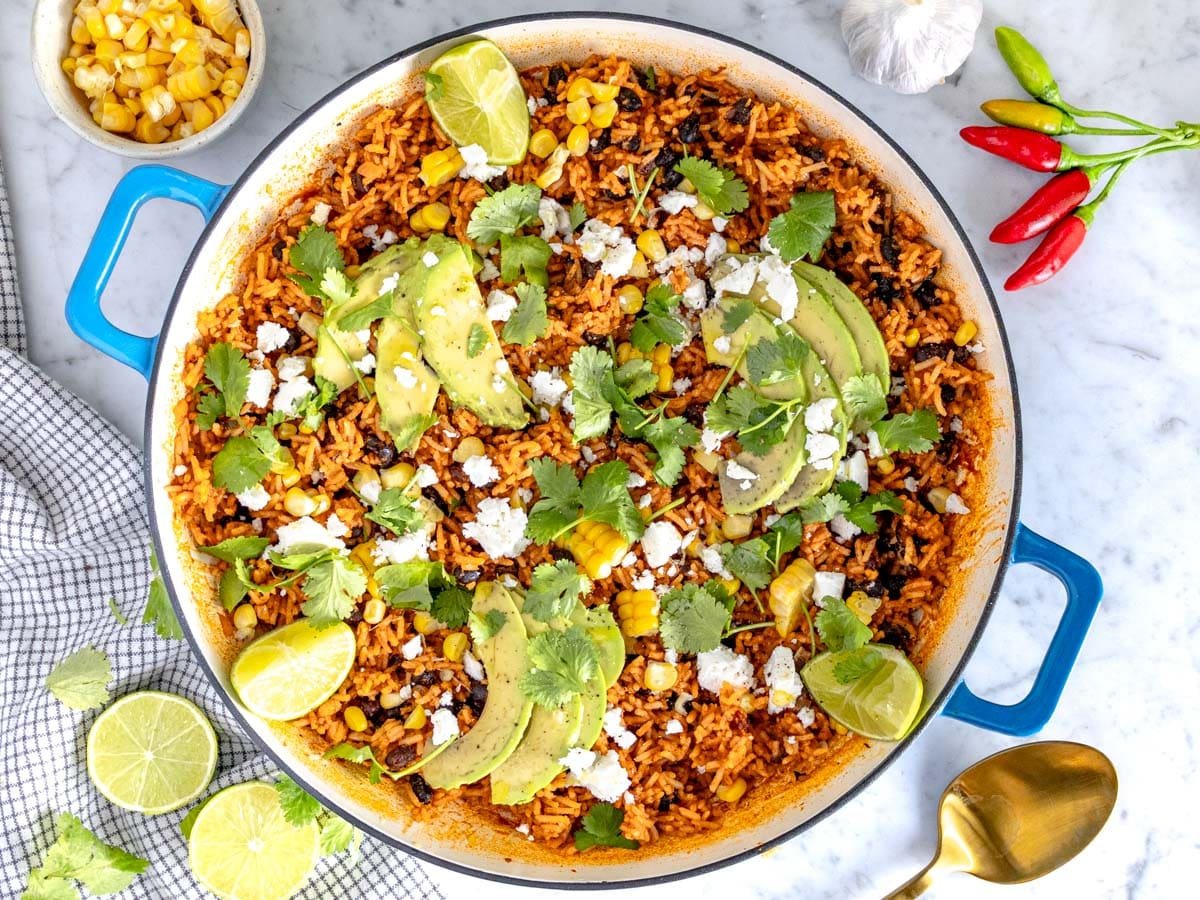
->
{"left": 700, "top": 427, "right": 729, "bottom": 453}
{"left": 904, "top": 476, "right": 920, "bottom": 493}
{"left": 712, "top": 216, "right": 728, "bottom": 233}
{"left": 950, "top": 416, "right": 964, "bottom": 434}
{"left": 829, "top": 514, "right": 862, "bottom": 542}
{"left": 837, "top": 450, "right": 869, "bottom": 491}
{"left": 603, "top": 707, "right": 638, "bottom": 750}
{"left": 492, "top": 374, "right": 507, "bottom": 394}
{"left": 379, "top": 272, "right": 400, "bottom": 295}
{"left": 713, "top": 335, "right": 732, "bottom": 355}
{"left": 527, "top": 96, "right": 538, "bottom": 115}
{"left": 415, "top": 464, "right": 438, "bottom": 488}
{"left": 272, "top": 516, "right": 346, "bottom": 554}
{"left": 725, "top": 460, "right": 758, "bottom": 490}
{"left": 653, "top": 245, "right": 703, "bottom": 276}
{"left": 430, "top": 708, "right": 460, "bottom": 746}
{"left": 764, "top": 645, "right": 805, "bottom": 713}
{"left": 479, "top": 257, "right": 500, "bottom": 282}
{"left": 325, "top": 513, "right": 350, "bottom": 538}
{"left": 462, "top": 497, "right": 530, "bottom": 559}
{"left": 309, "top": 202, "right": 331, "bottom": 226}
{"left": 173, "top": 464, "right": 188, "bottom": 477}
{"left": 814, "top": 571, "right": 846, "bottom": 603}
{"left": 696, "top": 646, "right": 756, "bottom": 693}
{"left": 681, "top": 275, "right": 709, "bottom": 310}
{"left": 462, "top": 650, "right": 485, "bottom": 681}
{"left": 518, "top": 487, "right": 533, "bottom": 504}
{"left": 486, "top": 289, "right": 518, "bottom": 322}
{"left": 236, "top": 485, "right": 270, "bottom": 511}
{"left": 538, "top": 196, "right": 573, "bottom": 241}
{"left": 967, "top": 342, "right": 986, "bottom": 354}
{"left": 457, "top": 143, "right": 506, "bottom": 181}
{"left": 438, "top": 690, "right": 453, "bottom": 707}
{"left": 559, "top": 747, "right": 596, "bottom": 773}
{"left": 360, "top": 480, "right": 381, "bottom": 504}
{"left": 401, "top": 635, "right": 423, "bottom": 660}
{"left": 276, "top": 356, "right": 308, "bottom": 382}
{"left": 245, "top": 368, "right": 274, "bottom": 408}
{"left": 866, "top": 429, "right": 885, "bottom": 459}
{"left": 944, "top": 492, "right": 971, "bottom": 515}
{"left": 673, "top": 377, "right": 692, "bottom": 394}
{"left": 577, "top": 219, "right": 636, "bottom": 277}
{"left": 560, "top": 749, "right": 631, "bottom": 802}
{"left": 580, "top": 445, "right": 597, "bottom": 464}
{"left": 626, "top": 472, "right": 647, "bottom": 489}
{"left": 804, "top": 397, "right": 838, "bottom": 434}
{"left": 372, "top": 530, "right": 431, "bottom": 566}
{"left": 641, "top": 521, "right": 682, "bottom": 569}
{"left": 659, "top": 191, "right": 698, "bottom": 215}
{"left": 665, "top": 718, "right": 684, "bottom": 735}
{"left": 462, "top": 454, "right": 500, "bottom": 487}
{"left": 361, "top": 224, "right": 398, "bottom": 251}
{"left": 797, "top": 705, "right": 817, "bottom": 728}
{"left": 664, "top": 648, "right": 678, "bottom": 664}
{"left": 392, "top": 365, "right": 418, "bottom": 390}
{"left": 256, "top": 322, "right": 290, "bottom": 354}
{"left": 631, "top": 571, "right": 655, "bottom": 591}
{"left": 353, "top": 352, "right": 376, "bottom": 375}
{"left": 422, "top": 251, "right": 439, "bottom": 268}
{"left": 529, "top": 368, "right": 569, "bottom": 408}
{"left": 700, "top": 545, "right": 733, "bottom": 579}
{"left": 638, "top": 493, "right": 653, "bottom": 508}
{"left": 757, "top": 254, "right": 799, "bottom": 320}
{"left": 710, "top": 257, "right": 759, "bottom": 297}
{"left": 704, "top": 232, "right": 727, "bottom": 267}
{"left": 805, "top": 431, "right": 841, "bottom": 469}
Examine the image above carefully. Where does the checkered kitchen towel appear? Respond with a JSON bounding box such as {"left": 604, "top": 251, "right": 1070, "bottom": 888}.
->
{"left": 0, "top": 156, "right": 444, "bottom": 899}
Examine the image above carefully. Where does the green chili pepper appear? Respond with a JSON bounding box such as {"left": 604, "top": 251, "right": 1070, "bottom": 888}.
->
{"left": 995, "top": 27, "right": 1061, "bottom": 103}
{"left": 982, "top": 99, "right": 1071, "bottom": 134}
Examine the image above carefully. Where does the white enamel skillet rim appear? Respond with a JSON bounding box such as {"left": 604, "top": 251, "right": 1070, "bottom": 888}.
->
{"left": 62, "top": 13, "right": 1103, "bottom": 889}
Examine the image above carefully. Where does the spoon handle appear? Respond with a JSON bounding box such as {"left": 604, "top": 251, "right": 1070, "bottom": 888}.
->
{"left": 882, "top": 859, "right": 940, "bottom": 899}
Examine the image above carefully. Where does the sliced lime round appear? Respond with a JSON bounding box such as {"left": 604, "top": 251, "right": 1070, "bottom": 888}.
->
{"left": 801, "top": 645, "right": 924, "bottom": 741}
{"left": 230, "top": 619, "right": 356, "bottom": 721}
{"left": 426, "top": 39, "right": 529, "bottom": 165}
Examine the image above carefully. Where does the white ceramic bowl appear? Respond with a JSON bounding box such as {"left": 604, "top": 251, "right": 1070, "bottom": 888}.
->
{"left": 30, "top": 0, "right": 266, "bottom": 158}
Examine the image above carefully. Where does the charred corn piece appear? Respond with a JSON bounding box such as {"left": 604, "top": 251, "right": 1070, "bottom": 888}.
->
{"left": 569, "top": 520, "right": 629, "bottom": 580}
{"left": 846, "top": 590, "right": 880, "bottom": 625}
{"left": 419, "top": 147, "right": 464, "bottom": 187}
{"left": 769, "top": 558, "right": 815, "bottom": 638}
{"left": 615, "top": 589, "right": 658, "bottom": 638}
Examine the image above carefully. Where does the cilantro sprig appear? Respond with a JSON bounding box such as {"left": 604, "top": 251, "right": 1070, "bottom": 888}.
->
{"left": 801, "top": 481, "right": 904, "bottom": 534}
{"left": 197, "top": 342, "right": 250, "bottom": 429}
{"left": 23, "top": 813, "right": 149, "bottom": 898}
{"left": 874, "top": 409, "right": 941, "bottom": 454}
{"left": 767, "top": 190, "right": 836, "bottom": 263}
{"left": 840, "top": 374, "right": 888, "bottom": 429}
{"left": 374, "top": 560, "right": 474, "bottom": 628}
{"left": 574, "top": 802, "right": 639, "bottom": 851}
{"left": 706, "top": 383, "right": 805, "bottom": 456}
{"left": 145, "top": 549, "right": 182, "bottom": 640}
{"left": 499, "top": 234, "right": 552, "bottom": 288}
{"left": 519, "top": 625, "right": 601, "bottom": 708}
{"left": 287, "top": 225, "right": 346, "bottom": 303}
{"left": 658, "top": 582, "right": 736, "bottom": 654}
{"left": 273, "top": 774, "right": 362, "bottom": 857}
{"left": 502, "top": 282, "right": 549, "bottom": 346}
{"left": 525, "top": 560, "right": 592, "bottom": 623}
{"left": 629, "top": 282, "right": 688, "bottom": 352}
{"left": 211, "top": 425, "right": 288, "bottom": 493}
{"left": 45, "top": 646, "right": 111, "bottom": 711}
{"left": 525, "top": 458, "right": 644, "bottom": 545}
{"left": 815, "top": 596, "right": 883, "bottom": 685}
{"left": 467, "top": 183, "right": 542, "bottom": 244}
{"left": 365, "top": 488, "right": 425, "bottom": 536}
{"left": 238, "top": 547, "right": 368, "bottom": 629}
{"left": 673, "top": 157, "right": 749, "bottom": 216}
{"left": 745, "top": 329, "right": 810, "bottom": 387}
{"left": 626, "top": 164, "right": 658, "bottom": 223}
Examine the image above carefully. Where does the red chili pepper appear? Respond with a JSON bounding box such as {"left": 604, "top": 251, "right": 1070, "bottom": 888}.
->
{"left": 960, "top": 126, "right": 1080, "bottom": 172}
{"left": 990, "top": 167, "right": 1102, "bottom": 243}
{"left": 1004, "top": 211, "right": 1090, "bottom": 290}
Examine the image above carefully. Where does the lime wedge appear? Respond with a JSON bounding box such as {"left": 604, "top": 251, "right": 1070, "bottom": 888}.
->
{"left": 231, "top": 619, "right": 356, "bottom": 721}
{"left": 188, "top": 782, "right": 319, "bottom": 900}
{"left": 801, "top": 645, "right": 924, "bottom": 741}
{"left": 86, "top": 691, "right": 218, "bottom": 814}
{"left": 426, "top": 39, "right": 529, "bottom": 165}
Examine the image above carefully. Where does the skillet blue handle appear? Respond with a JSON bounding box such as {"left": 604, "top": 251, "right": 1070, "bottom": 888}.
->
{"left": 65, "top": 165, "right": 229, "bottom": 379}
{"left": 942, "top": 522, "right": 1102, "bottom": 736}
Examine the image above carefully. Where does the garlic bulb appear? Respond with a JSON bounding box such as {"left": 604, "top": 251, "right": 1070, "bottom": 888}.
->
{"left": 841, "top": 0, "right": 983, "bottom": 94}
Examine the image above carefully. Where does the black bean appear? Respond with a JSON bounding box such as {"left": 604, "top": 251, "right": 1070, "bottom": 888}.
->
{"left": 912, "top": 342, "right": 965, "bottom": 364}
{"left": 623, "top": 135, "right": 642, "bottom": 153}
{"left": 362, "top": 433, "right": 397, "bottom": 466}
{"left": 592, "top": 128, "right": 612, "bottom": 152}
{"left": 603, "top": 187, "right": 628, "bottom": 201}
{"left": 657, "top": 794, "right": 674, "bottom": 813}
{"left": 271, "top": 240, "right": 286, "bottom": 261}
{"left": 940, "top": 384, "right": 957, "bottom": 405}
{"left": 350, "top": 171, "right": 366, "bottom": 195}
{"left": 617, "top": 86, "right": 643, "bottom": 112}
{"left": 415, "top": 671, "right": 438, "bottom": 687}
{"left": 282, "top": 329, "right": 301, "bottom": 352}
{"left": 409, "top": 774, "right": 434, "bottom": 804}
{"left": 847, "top": 579, "right": 885, "bottom": 599}
{"left": 426, "top": 491, "right": 453, "bottom": 517}
{"left": 358, "top": 697, "right": 383, "bottom": 723}
{"left": 453, "top": 568, "right": 482, "bottom": 584}
{"left": 579, "top": 258, "right": 601, "bottom": 280}
{"left": 804, "top": 144, "right": 826, "bottom": 162}
{"left": 936, "top": 433, "right": 955, "bottom": 462}
{"left": 726, "top": 97, "right": 752, "bottom": 125}
{"left": 872, "top": 274, "right": 897, "bottom": 303}
{"left": 677, "top": 112, "right": 702, "bottom": 144}
{"left": 914, "top": 276, "right": 939, "bottom": 307}
{"left": 385, "top": 745, "right": 416, "bottom": 769}
{"left": 231, "top": 505, "right": 253, "bottom": 523}
{"left": 683, "top": 403, "right": 706, "bottom": 428}
{"left": 346, "top": 607, "right": 363, "bottom": 626}
{"left": 582, "top": 330, "right": 610, "bottom": 346}
{"left": 878, "top": 620, "right": 912, "bottom": 653}
{"left": 880, "top": 236, "right": 899, "bottom": 266}
{"left": 878, "top": 570, "right": 908, "bottom": 597}
{"left": 654, "top": 148, "right": 683, "bottom": 189}
{"left": 450, "top": 699, "right": 466, "bottom": 714}
{"left": 550, "top": 546, "right": 574, "bottom": 562}
{"left": 547, "top": 65, "right": 567, "bottom": 89}
{"left": 467, "top": 684, "right": 488, "bottom": 716}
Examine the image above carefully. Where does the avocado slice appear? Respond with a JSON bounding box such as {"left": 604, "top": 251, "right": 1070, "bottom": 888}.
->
{"left": 374, "top": 317, "right": 439, "bottom": 452}
{"left": 578, "top": 605, "right": 625, "bottom": 689}
{"left": 489, "top": 695, "right": 584, "bottom": 805}
{"left": 412, "top": 242, "right": 528, "bottom": 430}
{"left": 422, "top": 583, "right": 533, "bottom": 790}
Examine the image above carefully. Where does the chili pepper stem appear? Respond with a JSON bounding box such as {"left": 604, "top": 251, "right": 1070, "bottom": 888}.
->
{"left": 1058, "top": 101, "right": 1183, "bottom": 140}
{"left": 1064, "top": 133, "right": 1200, "bottom": 170}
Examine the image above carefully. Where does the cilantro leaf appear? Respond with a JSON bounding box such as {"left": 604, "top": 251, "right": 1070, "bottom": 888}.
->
{"left": 219, "top": 567, "right": 249, "bottom": 612}
{"left": 466, "top": 323, "right": 488, "bottom": 359}
{"left": 874, "top": 409, "right": 941, "bottom": 454}
{"left": 519, "top": 626, "right": 600, "bottom": 707}
{"left": 287, "top": 225, "right": 345, "bottom": 301}
{"left": 525, "top": 458, "right": 584, "bottom": 543}
{"left": 832, "top": 646, "right": 884, "bottom": 684}
{"left": 767, "top": 191, "right": 836, "bottom": 263}
{"left": 568, "top": 346, "right": 616, "bottom": 441}
{"left": 337, "top": 291, "right": 395, "bottom": 332}
{"left": 431, "top": 587, "right": 473, "bottom": 630}
{"left": 318, "top": 815, "right": 359, "bottom": 856}
{"left": 841, "top": 374, "right": 887, "bottom": 430}
{"left": 815, "top": 597, "right": 872, "bottom": 653}
{"left": 467, "top": 183, "right": 542, "bottom": 244}
{"left": 580, "top": 460, "right": 644, "bottom": 542}
{"left": 195, "top": 391, "right": 224, "bottom": 431}
{"left": 203, "top": 342, "right": 250, "bottom": 419}
{"left": 502, "top": 282, "right": 549, "bottom": 346}
{"left": 614, "top": 359, "right": 658, "bottom": 400}
{"left": 201, "top": 535, "right": 269, "bottom": 564}
{"left": 574, "top": 802, "right": 639, "bottom": 851}
{"left": 469, "top": 608, "right": 507, "bottom": 644}
{"left": 323, "top": 742, "right": 389, "bottom": 784}
{"left": 24, "top": 813, "right": 149, "bottom": 898}
{"left": 499, "top": 234, "right": 552, "bottom": 288}
{"left": 800, "top": 490, "right": 851, "bottom": 525}
{"left": 44, "top": 646, "right": 111, "bottom": 711}
{"left": 365, "top": 488, "right": 425, "bottom": 536}
{"left": 673, "top": 157, "right": 749, "bottom": 216}
{"left": 706, "top": 384, "right": 799, "bottom": 455}
{"left": 642, "top": 415, "right": 699, "bottom": 486}
{"left": 745, "top": 330, "right": 810, "bottom": 387}
{"left": 299, "top": 556, "right": 367, "bottom": 628}
{"left": 841, "top": 487, "right": 903, "bottom": 534}
{"left": 211, "top": 435, "right": 271, "bottom": 493}
{"left": 802, "top": 482, "right": 903, "bottom": 534}
{"left": 721, "top": 298, "right": 756, "bottom": 333}
{"left": 423, "top": 71, "right": 444, "bottom": 101}
{"left": 275, "top": 775, "right": 322, "bottom": 827}
{"left": 630, "top": 282, "right": 688, "bottom": 353}
{"left": 290, "top": 375, "right": 340, "bottom": 431}
{"left": 375, "top": 560, "right": 447, "bottom": 610}
{"left": 659, "top": 583, "right": 734, "bottom": 653}
{"left": 568, "top": 201, "right": 587, "bottom": 230}
{"left": 319, "top": 269, "right": 356, "bottom": 308}
{"left": 179, "top": 798, "right": 210, "bottom": 840}
{"left": 145, "top": 551, "right": 182, "bottom": 640}
{"left": 718, "top": 539, "right": 775, "bottom": 592}
{"left": 767, "top": 512, "right": 806, "bottom": 557}
{"left": 525, "top": 560, "right": 591, "bottom": 622}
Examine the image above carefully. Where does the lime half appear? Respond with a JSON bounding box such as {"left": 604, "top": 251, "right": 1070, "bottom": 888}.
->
{"left": 426, "top": 39, "right": 529, "bottom": 165}
{"left": 86, "top": 690, "right": 218, "bottom": 814}
{"left": 188, "top": 781, "right": 319, "bottom": 900}
{"left": 801, "top": 645, "right": 924, "bottom": 741}
{"left": 231, "top": 619, "right": 356, "bottom": 721}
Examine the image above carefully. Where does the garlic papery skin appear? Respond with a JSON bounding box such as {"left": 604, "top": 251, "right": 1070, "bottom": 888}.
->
{"left": 841, "top": 0, "right": 984, "bottom": 94}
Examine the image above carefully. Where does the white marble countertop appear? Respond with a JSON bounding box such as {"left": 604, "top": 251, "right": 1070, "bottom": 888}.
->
{"left": 3, "top": 1, "right": 1198, "bottom": 897}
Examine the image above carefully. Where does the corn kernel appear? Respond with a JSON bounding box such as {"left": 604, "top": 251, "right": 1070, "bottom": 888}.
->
{"left": 452, "top": 436, "right": 486, "bottom": 463}
{"left": 616, "top": 284, "right": 644, "bottom": 315}
{"left": 636, "top": 229, "right": 667, "bottom": 263}
{"left": 421, "top": 202, "right": 451, "bottom": 231}
{"left": 350, "top": 540, "right": 377, "bottom": 571}
{"left": 716, "top": 777, "right": 748, "bottom": 803}
{"left": 84, "top": 8, "right": 107, "bottom": 40}
{"left": 362, "top": 597, "right": 387, "bottom": 625}
{"left": 145, "top": 48, "right": 174, "bottom": 65}
{"left": 124, "top": 18, "right": 150, "bottom": 51}
{"left": 644, "top": 661, "right": 678, "bottom": 692}
{"left": 283, "top": 487, "right": 317, "bottom": 517}
{"left": 419, "top": 147, "right": 464, "bottom": 187}
{"left": 566, "top": 124, "right": 589, "bottom": 157}
{"left": 565, "top": 77, "right": 593, "bottom": 101}
{"left": 381, "top": 462, "right": 417, "bottom": 491}
{"left": 344, "top": 706, "right": 369, "bottom": 732}
{"left": 903, "top": 327, "right": 921, "bottom": 348}
{"left": 94, "top": 38, "right": 123, "bottom": 61}
{"left": 927, "top": 486, "right": 953, "bottom": 514}
{"left": 589, "top": 100, "right": 617, "bottom": 129}
{"left": 62, "top": 58, "right": 79, "bottom": 76}
{"left": 721, "top": 514, "right": 753, "bottom": 540}
{"left": 691, "top": 200, "right": 715, "bottom": 221}
{"left": 167, "top": 65, "right": 213, "bottom": 101}
{"left": 223, "top": 64, "right": 248, "bottom": 85}
{"left": 876, "top": 456, "right": 896, "bottom": 476}
{"left": 846, "top": 590, "right": 880, "bottom": 625}
{"left": 234, "top": 28, "right": 251, "bottom": 59}
{"left": 311, "top": 494, "right": 331, "bottom": 516}
{"left": 379, "top": 690, "right": 405, "bottom": 710}
{"left": 232, "top": 603, "right": 257, "bottom": 632}
{"left": 770, "top": 558, "right": 816, "bottom": 637}
{"left": 188, "top": 98, "right": 214, "bottom": 131}
{"left": 204, "top": 93, "right": 224, "bottom": 121}
{"left": 535, "top": 145, "right": 570, "bottom": 190}
{"left": 725, "top": 238, "right": 741, "bottom": 253}
{"left": 366, "top": 574, "right": 381, "bottom": 600}
{"left": 656, "top": 364, "right": 673, "bottom": 393}
{"left": 529, "top": 128, "right": 558, "bottom": 159}
{"left": 443, "top": 632, "right": 469, "bottom": 662}
{"left": 404, "top": 705, "right": 426, "bottom": 729}
{"left": 615, "top": 588, "right": 658, "bottom": 638}
{"left": 692, "top": 449, "right": 720, "bottom": 473}
{"left": 413, "top": 611, "right": 440, "bottom": 635}
{"left": 717, "top": 577, "right": 741, "bottom": 596}
{"left": 954, "top": 320, "right": 978, "bottom": 347}
{"left": 629, "top": 250, "right": 649, "bottom": 279}
{"left": 615, "top": 342, "right": 634, "bottom": 365}
{"left": 71, "top": 16, "right": 91, "bottom": 45}
{"left": 218, "top": 78, "right": 241, "bottom": 99}
{"left": 104, "top": 12, "right": 126, "bottom": 39}
{"left": 99, "top": 101, "right": 135, "bottom": 132}
{"left": 590, "top": 82, "right": 619, "bottom": 103}
{"left": 565, "top": 98, "right": 591, "bottom": 125}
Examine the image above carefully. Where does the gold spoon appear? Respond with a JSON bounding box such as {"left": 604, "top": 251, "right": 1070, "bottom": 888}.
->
{"left": 885, "top": 741, "right": 1117, "bottom": 898}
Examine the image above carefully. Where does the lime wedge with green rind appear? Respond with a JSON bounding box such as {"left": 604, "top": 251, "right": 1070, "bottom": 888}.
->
{"left": 188, "top": 781, "right": 319, "bottom": 900}
{"left": 230, "top": 619, "right": 356, "bottom": 721}
{"left": 86, "top": 690, "right": 218, "bottom": 814}
{"left": 426, "top": 39, "right": 530, "bottom": 165}
{"left": 801, "top": 644, "right": 924, "bottom": 741}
